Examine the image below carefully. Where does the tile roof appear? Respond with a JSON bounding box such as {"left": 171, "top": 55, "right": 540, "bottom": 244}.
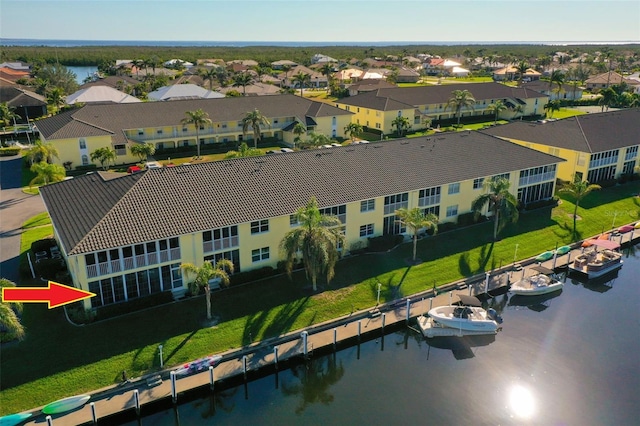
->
{"left": 338, "top": 82, "right": 547, "bottom": 110}
{"left": 480, "top": 108, "right": 640, "bottom": 153}
{"left": 0, "top": 86, "right": 46, "bottom": 107}
{"left": 35, "top": 95, "right": 352, "bottom": 145}
{"left": 40, "top": 131, "right": 564, "bottom": 255}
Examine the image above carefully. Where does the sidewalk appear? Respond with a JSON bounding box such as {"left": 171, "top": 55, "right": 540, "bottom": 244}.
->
{"left": 17, "top": 227, "right": 640, "bottom": 425}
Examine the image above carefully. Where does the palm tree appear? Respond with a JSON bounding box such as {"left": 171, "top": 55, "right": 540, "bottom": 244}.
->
{"left": 394, "top": 207, "right": 438, "bottom": 263}
{"left": 180, "top": 259, "right": 234, "bottom": 320}
{"left": 445, "top": 89, "right": 476, "bottom": 126}
{"left": 129, "top": 142, "right": 156, "bottom": 162}
{"left": 47, "top": 87, "right": 65, "bottom": 112}
{"left": 280, "top": 64, "right": 292, "bottom": 81}
{"left": 298, "top": 132, "right": 332, "bottom": 149}
{"left": 391, "top": 116, "right": 411, "bottom": 137}
{"left": 26, "top": 140, "right": 59, "bottom": 165}
{"left": 216, "top": 68, "right": 229, "bottom": 87}
{"left": 231, "top": 72, "right": 254, "bottom": 96}
{"left": 0, "top": 278, "right": 25, "bottom": 341}
{"left": 0, "top": 102, "right": 20, "bottom": 128}
{"left": 319, "top": 63, "right": 334, "bottom": 91}
{"left": 343, "top": 122, "right": 363, "bottom": 142}
{"left": 548, "top": 69, "right": 565, "bottom": 95}
{"left": 181, "top": 109, "right": 212, "bottom": 159}
{"left": 487, "top": 100, "right": 508, "bottom": 125}
{"left": 510, "top": 104, "right": 525, "bottom": 121}
{"left": 291, "top": 72, "right": 311, "bottom": 97}
{"left": 199, "top": 67, "right": 218, "bottom": 90}
{"left": 224, "top": 142, "right": 262, "bottom": 159}
{"left": 558, "top": 174, "right": 601, "bottom": 239}
{"left": 90, "top": 147, "right": 117, "bottom": 170}
{"left": 241, "top": 109, "right": 271, "bottom": 149}
{"left": 471, "top": 176, "right": 519, "bottom": 240}
{"left": 30, "top": 161, "right": 66, "bottom": 186}
{"left": 515, "top": 60, "right": 530, "bottom": 82}
{"left": 598, "top": 87, "right": 617, "bottom": 112}
{"left": 280, "top": 196, "right": 345, "bottom": 292}
{"left": 544, "top": 100, "right": 562, "bottom": 118}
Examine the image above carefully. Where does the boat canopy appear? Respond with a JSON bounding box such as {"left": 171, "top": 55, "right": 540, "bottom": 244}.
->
{"left": 531, "top": 265, "right": 554, "bottom": 275}
{"left": 583, "top": 239, "right": 620, "bottom": 250}
{"left": 454, "top": 294, "right": 482, "bottom": 307}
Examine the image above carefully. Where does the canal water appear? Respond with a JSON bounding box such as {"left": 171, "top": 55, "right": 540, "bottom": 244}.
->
{"left": 124, "top": 246, "right": 640, "bottom": 426}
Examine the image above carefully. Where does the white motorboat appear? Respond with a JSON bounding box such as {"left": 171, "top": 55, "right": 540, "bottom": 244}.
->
{"left": 428, "top": 295, "right": 501, "bottom": 333}
{"left": 510, "top": 265, "right": 563, "bottom": 296}
{"left": 569, "top": 239, "right": 623, "bottom": 279}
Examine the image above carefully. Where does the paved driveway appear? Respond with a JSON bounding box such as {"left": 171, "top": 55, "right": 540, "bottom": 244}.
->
{"left": 0, "top": 155, "right": 46, "bottom": 282}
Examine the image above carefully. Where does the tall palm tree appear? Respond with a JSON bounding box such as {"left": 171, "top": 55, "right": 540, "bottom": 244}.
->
{"left": 181, "top": 109, "right": 212, "bottom": 159}
{"left": 291, "top": 72, "right": 311, "bottom": 97}
{"left": 29, "top": 162, "right": 66, "bottom": 186}
{"left": 0, "top": 102, "right": 20, "bottom": 128}
{"left": 471, "top": 176, "right": 519, "bottom": 240}
{"left": 129, "top": 142, "right": 156, "bottom": 162}
{"left": 280, "top": 64, "right": 292, "bottom": 81}
{"left": 26, "top": 140, "right": 59, "bottom": 165}
{"left": 559, "top": 174, "right": 601, "bottom": 239}
{"left": 343, "top": 122, "right": 363, "bottom": 142}
{"left": 319, "top": 63, "right": 334, "bottom": 91}
{"left": 47, "top": 87, "right": 65, "bottom": 113}
{"left": 487, "top": 100, "right": 508, "bottom": 125}
{"left": 445, "top": 89, "right": 476, "bottom": 126}
{"left": 198, "top": 67, "right": 218, "bottom": 90}
{"left": 241, "top": 109, "right": 271, "bottom": 149}
{"left": 515, "top": 60, "right": 530, "bottom": 82}
{"left": 216, "top": 68, "right": 229, "bottom": 87}
{"left": 544, "top": 100, "right": 562, "bottom": 118}
{"left": 394, "top": 207, "right": 438, "bottom": 263}
{"left": 224, "top": 142, "right": 262, "bottom": 159}
{"left": 232, "top": 72, "right": 254, "bottom": 96}
{"left": 598, "top": 87, "right": 617, "bottom": 112}
{"left": 391, "top": 116, "right": 410, "bottom": 137}
{"left": 180, "top": 259, "right": 234, "bottom": 320}
{"left": 510, "top": 104, "right": 525, "bottom": 121}
{"left": 548, "top": 69, "right": 565, "bottom": 95}
{"left": 0, "top": 278, "right": 25, "bottom": 341}
{"left": 293, "top": 121, "right": 306, "bottom": 146}
{"left": 280, "top": 196, "right": 345, "bottom": 292}
{"left": 90, "top": 147, "right": 117, "bottom": 170}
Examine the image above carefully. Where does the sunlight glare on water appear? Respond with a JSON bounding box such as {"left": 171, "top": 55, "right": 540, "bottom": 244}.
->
{"left": 508, "top": 384, "right": 536, "bottom": 420}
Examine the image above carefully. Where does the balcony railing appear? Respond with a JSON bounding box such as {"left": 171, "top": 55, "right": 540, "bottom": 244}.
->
{"left": 203, "top": 237, "right": 239, "bottom": 253}
{"left": 519, "top": 172, "right": 555, "bottom": 187}
{"left": 127, "top": 122, "right": 293, "bottom": 142}
{"left": 86, "top": 248, "right": 181, "bottom": 278}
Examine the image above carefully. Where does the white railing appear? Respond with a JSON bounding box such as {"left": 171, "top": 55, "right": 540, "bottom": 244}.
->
{"left": 203, "top": 237, "right": 239, "bottom": 253}
{"left": 87, "top": 249, "right": 182, "bottom": 278}
{"left": 519, "top": 172, "right": 555, "bottom": 187}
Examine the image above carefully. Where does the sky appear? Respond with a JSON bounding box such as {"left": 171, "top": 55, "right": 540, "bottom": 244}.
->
{"left": 1, "top": 0, "right": 639, "bottom": 44}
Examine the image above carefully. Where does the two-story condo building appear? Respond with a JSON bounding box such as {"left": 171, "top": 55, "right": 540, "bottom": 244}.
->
{"left": 334, "top": 82, "right": 549, "bottom": 135}
{"left": 34, "top": 95, "right": 353, "bottom": 170}
{"left": 481, "top": 108, "right": 640, "bottom": 183}
{"left": 40, "top": 131, "right": 564, "bottom": 310}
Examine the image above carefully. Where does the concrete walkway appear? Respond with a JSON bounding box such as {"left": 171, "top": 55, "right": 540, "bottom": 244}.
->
{"left": 0, "top": 155, "right": 47, "bottom": 282}
{"left": 18, "top": 228, "right": 639, "bottom": 425}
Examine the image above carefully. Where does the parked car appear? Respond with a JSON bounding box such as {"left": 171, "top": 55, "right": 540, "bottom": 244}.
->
{"left": 144, "top": 161, "right": 162, "bottom": 170}
{"left": 280, "top": 148, "right": 294, "bottom": 153}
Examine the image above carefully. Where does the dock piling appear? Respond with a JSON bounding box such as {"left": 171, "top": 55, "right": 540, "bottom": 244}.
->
{"left": 46, "top": 416, "right": 53, "bottom": 426}
{"left": 406, "top": 299, "right": 411, "bottom": 323}
{"left": 381, "top": 313, "right": 386, "bottom": 330}
{"left": 134, "top": 389, "right": 140, "bottom": 416}
{"left": 333, "top": 328, "right": 337, "bottom": 348}
{"left": 170, "top": 371, "right": 177, "bottom": 404}
{"left": 209, "top": 365, "right": 215, "bottom": 391}
{"left": 274, "top": 346, "right": 279, "bottom": 368}
{"left": 242, "top": 355, "right": 248, "bottom": 379}
{"left": 357, "top": 320, "right": 362, "bottom": 339}
{"left": 301, "top": 331, "right": 308, "bottom": 357}
{"left": 90, "top": 402, "right": 97, "bottom": 424}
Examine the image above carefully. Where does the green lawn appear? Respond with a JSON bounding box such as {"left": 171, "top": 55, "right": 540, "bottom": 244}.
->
{"left": 1, "top": 184, "right": 639, "bottom": 414}
{"left": 21, "top": 212, "right": 51, "bottom": 229}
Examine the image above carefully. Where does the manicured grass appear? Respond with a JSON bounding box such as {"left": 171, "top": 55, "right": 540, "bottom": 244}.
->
{"left": 1, "top": 184, "right": 639, "bottom": 414}
{"left": 21, "top": 212, "right": 51, "bottom": 229}
{"left": 548, "top": 108, "right": 588, "bottom": 120}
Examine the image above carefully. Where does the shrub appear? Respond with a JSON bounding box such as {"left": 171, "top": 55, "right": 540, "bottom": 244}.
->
{"left": 31, "top": 238, "right": 57, "bottom": 253}
{"left": 0, "top": 147, "right": 21, "bottom": 156}
{"left": 93, "top": 291, "right": 174, "bottom": 320}
{"left": 230, "top": 266, "right": 277, "bottom": 286}
{"left": 523, "top": 197, "right": 559, "bottom": 211}
{"left": 367, "top": 234, "right": 403, "bottom": 252}
{"left": 35, "top": 258, "right": 66, "bottom": 280}
{"left": 598, "top": 179, "right": 617, "bottom": 189}
{"left": 457, "top": 212, "right": 486, "bottom": 227}
{"left": 438, "top": 222, "right": 457, "bottom": 233}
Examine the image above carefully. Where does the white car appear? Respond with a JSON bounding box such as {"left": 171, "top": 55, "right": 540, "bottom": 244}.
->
{"left": 330, "top": 143, "right": 342, "bottom": 147}
{"left": 321, "top": 144, "right": 333, "bottom": 149}
{"left": 280, "top": 148, "right": 294, "bottom": 153}
{"left": 144, "top": 161, "right": 162, "bottom": 170}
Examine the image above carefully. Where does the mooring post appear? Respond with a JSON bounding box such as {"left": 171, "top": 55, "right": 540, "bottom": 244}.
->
{"left": 209, "top": 365, "right": 215, "bottom": 391}
{"left": 159, "top": 344, "right": 164, "bottom": 368}
{"left": 46, "top": 416, "right": 53, "bottom": 426}
{"left": 274, "top": 346, "right": 279, "bottom": 369}
{"left": 134, "top": 389, "right": 140, "bottom": 415}
{"left": 170, "top": 371, "right": 177, "bottom": 404}
{"left": 242, "top": 355, "right": 248, "bottom": 379}
{"left": 484, "top": 272, "right": 490, "bottom": 294}
{"left": 333, "top": 328, "right": 337, "bottom": 348}
{"left": 381, "top": 313, "right": 386, "bottom": 330}
{"left": 405, "top": 298, "right": 411, "bottom": 323}
{"left": 90, "top": 402, "right": 97, "bottom": 424}
{"left": 567, "top": 250, "right": 572, "bottom": 268}
{"left": 357, "top": 320, "right": 362, "bottom": 338}
{"left": 301, "top": 331, "right": 308, "bottom": 357}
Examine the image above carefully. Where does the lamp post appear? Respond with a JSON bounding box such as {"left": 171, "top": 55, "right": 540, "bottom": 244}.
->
{"left": 159, "top": 345, "right": 163, "bottom": 368}
{"left": 376, "top": 282, "right": 382, "bottom": 305}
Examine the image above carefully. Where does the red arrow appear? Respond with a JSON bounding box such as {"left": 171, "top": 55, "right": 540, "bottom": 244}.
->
{"left": 1, "top": 281, "right": 95, "bottom": 309}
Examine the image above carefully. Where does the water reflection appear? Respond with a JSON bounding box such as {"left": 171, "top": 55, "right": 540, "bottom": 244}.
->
{"left": 507, "top": 384, "right": 536, "bottom": 420}
{"left": 425, "top": 334, "right": 496, "bottom": 360}
{"left": 280, "top": 354, "right": 344, "bottom": 414}
{"left": 508, "top": 290, "right": 563, "bottom": 312}
{"left": 190, "top": 388, "right": 237, "bottom": 420}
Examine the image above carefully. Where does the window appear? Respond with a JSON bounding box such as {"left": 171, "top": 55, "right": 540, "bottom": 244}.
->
{"left": 251, "top": 247, "right": 270, "bottom": 262}
{"left": 446, "top": 205, "right": 458, "bottom": 217}
{"left": 289, "top": 214, "right": 300, "bottom": 227}
{"left": 384, "top": 193, "right": 409, "bottom": 215}
{"left": 418, "top": 186, "right": 441, "bottom": 207}
{"left": 375, "top": 123, "right": 381, "bottom": 129}
{"left": 360, "top": 199, "right": 375, "bottom": 212}
{"left": 473, "top": 178, "right": 484, "bottom": 189}
{"left": 205, "top": 249, "right": 240, "bottom": 273}
{"left": 319, "top": 205, "right": 347, "bottom": 224}
{"left": 203, "top": 226, "right": 238, "bottom": 252}
{"left": 156, "top": 129, "right": 163, "bottom": 135}
{"left": 625, "top": 146, "right": 638, "bottom": 161}
{"left": 79, "top": 139, "right": 86, "bottom": 149}
{"left": 182, "top": 127, "right": 188, "bottom": 132}
{"left": 360, "top": 224, "right": 374, "bottom": 237}
{"left": 81, "top": 155, "right": 89, "bottom": 165}
{"left": 250, "top": 219, "right": 269, "bottom": 234}
{"left": 114, "top": 144, "right": 126, "bottom": 155}
{"left": 448, "top": 183, "right": 460, "bottom": 194}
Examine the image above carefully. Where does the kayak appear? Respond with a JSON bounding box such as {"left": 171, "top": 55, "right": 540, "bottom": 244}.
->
{"left": 535, "top": 251, "right": 554, "bottom": 262}
{"left": 42, "top": 394, "right": 90, "bottom": 415}
{"left": 555, "top": 245, "right": 571, "bottom": 255}
{"left": 0, "top": 412, "right": 32, "bottom": 426}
